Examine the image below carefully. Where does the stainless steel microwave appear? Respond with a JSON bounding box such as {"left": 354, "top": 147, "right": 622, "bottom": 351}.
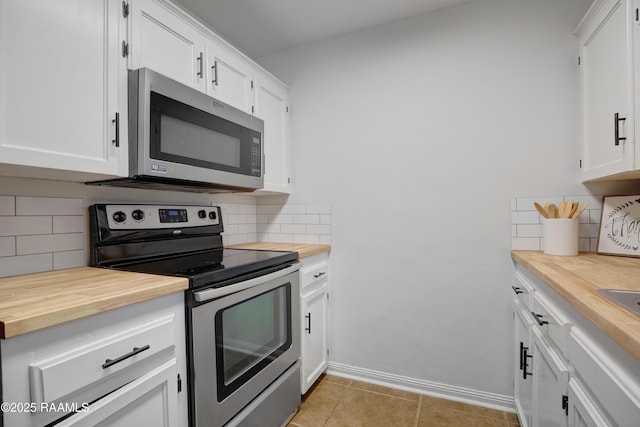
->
{"left": 89, "top": 68, "right": 264, "bottom": 193}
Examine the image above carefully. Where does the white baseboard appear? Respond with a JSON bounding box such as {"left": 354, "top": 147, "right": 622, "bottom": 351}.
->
{"left": 326, "top": 362, "right": 516, "bottom": 413}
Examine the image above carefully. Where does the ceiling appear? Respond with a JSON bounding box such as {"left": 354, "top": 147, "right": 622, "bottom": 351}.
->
{"left": 174, "top": 0, "right": 474, "bottom": 58}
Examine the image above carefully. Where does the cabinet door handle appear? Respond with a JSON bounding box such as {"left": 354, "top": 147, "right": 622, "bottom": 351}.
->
{"left": 531, "top": 311, "right": 549, "bottom": 326}
{"left": 314, "top": 272, "right": 326, "bottom": 279}
{"left": 511, "top": 286, "right": 523, "bottom": 295}
{"left": 111, "top": 112, "right": 120, "bottom": 147}
{"left": 519, "top": 341, "right": 525, "bottom": 370}
{"left": 522, "top": 346, "right": 533, "bottom": 379}
{"left": 102, "top": 345, "right": 150, "bottom": 369}
{"left": 615, "top": 113, "right": 626, "bottom": 146}
{"left": 197, "top": 52, "right": 204, "bottom": 78}
{"left": 211, "top": 60, "right": 218, "bottom": 86}
{"left": 305, "top": 313, "right": 311, "bottom": 334}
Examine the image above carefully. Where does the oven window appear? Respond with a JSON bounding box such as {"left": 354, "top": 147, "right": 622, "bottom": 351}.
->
{"left": 215, "top": 283, "right": 291, "bottom": 401}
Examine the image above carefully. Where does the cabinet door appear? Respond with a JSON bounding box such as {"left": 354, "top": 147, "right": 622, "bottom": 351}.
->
{"left": 579, "top": 0, "right": 635, "bottom": 180}
{"left": 130, "top": 0, "right": 206, "bottom": 92}
{"left": 514, "top": 301, "right": 534, "bottom": 427}
{"left": 0, "top": 0, "right": 127, "bottom": 177}
{"left": 58, "top": 359, "right": 179, "bottom": 427}
{"left": 301, "top": 286, "right": 328, "bottom": 394}
{"left": 567, "top": 378, "right": 609, "bottom": 427}
{"left": 206, "top": 42, "right": 255, "bottom": 114}
{"left": 255, "top": 76, "right": 292, "bottom": 194}
{"left": 531, "top": 327, "right": 569, "bottom": 427}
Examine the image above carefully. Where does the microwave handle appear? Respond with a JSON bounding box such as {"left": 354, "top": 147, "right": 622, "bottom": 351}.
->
{"left": 193, "top": 263, "right": 300, "bottom": 302}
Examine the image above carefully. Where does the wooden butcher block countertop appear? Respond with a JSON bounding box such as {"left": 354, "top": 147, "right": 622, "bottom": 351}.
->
{"left": 0, "top": 267, "right": 188, "bottom": 339}
{"left": 228, "top": 242, "right": 331, "bottom": 259}
{"left": 511, "top": 250, "right": 640, "bottom": 360}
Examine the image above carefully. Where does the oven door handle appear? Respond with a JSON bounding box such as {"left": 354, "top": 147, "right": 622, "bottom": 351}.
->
{"left": 194, "top": 263, "right": 300, "bottom": 302}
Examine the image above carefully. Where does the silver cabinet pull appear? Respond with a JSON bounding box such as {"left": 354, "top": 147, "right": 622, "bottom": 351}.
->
{"left": 211, "top": 60, "right": 218, "bottom": 86}
{"left": 314, "top": 271, "right": 326, "bottom": 279}
{"left": 197, "top": 52, "right": 204, "bottom": 78}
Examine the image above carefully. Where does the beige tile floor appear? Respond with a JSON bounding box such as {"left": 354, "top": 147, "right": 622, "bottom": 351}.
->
{"left": 288, "top": 375, "right": 521, "bottom": 427}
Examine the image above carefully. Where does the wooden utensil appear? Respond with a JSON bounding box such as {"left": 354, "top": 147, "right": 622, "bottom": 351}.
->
{"left": 571, "top": 202, "right": 588, "bottom": 219}
{"left": 547, "top": 203, "right": 558, "bottom": 219}
{"left": 534, "top": 202, "right": 548, "bottom": 218}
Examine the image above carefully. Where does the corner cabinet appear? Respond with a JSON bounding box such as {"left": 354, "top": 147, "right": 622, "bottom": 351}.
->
{"left": 511, "top": 266, "right": 640, "bottom": 427}
{"left": 576, "top": 0, "right": 639, "bottom": 181}
{"left": 0, "top": 0, "right": 128, "bottom": 180}
{"left": 255, "top": 75, "right": 293, "bottom": 194}
{"left": 0, "top": 293, "right": 188, "bottom": 427}
{"left": 299, "top": 253, "right": 329, "bottom": 394}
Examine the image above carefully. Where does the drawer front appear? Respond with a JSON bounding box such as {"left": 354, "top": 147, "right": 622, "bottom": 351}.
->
{"left": 29, "top": 314, "right": 176, "bottom": 404}
{"left": 300, "top": 260, "right": 328, "bottom": 291}
{"left": 512, "top": 271, "right": 534, "bottom": 310}
{"left": 531, "top": 292, "right": 571, "bottom": 358}
{"left": 569, "top": 328, "right": 640, "bottom": 427}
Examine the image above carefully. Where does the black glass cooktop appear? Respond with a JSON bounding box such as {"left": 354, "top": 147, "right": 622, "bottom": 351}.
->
{"left": 110, "top": 248, "right": 298, "bottom": 289}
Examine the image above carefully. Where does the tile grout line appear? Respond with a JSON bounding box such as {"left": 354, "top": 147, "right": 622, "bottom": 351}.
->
{"left": 413, "top": 394, "right": 423, "bottom": 427}
{"left": 321, "top": 378, "right": 352, "bottom": 427}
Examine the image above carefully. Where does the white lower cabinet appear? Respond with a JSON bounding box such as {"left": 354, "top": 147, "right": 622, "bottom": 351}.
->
{"left": 299, "top": 254, "right": 329, "bottom": 394}
{"left": 512, "top": 265, "right": 640, "bottom": 427}
{"left": 0, "top": 293, "right": 187, "bottom": 427}
{"left": 57, "top": 359, "right": 178, "bottom": 427}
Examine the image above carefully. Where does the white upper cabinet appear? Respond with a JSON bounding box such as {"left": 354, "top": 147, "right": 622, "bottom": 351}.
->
{"left": 577, "top": 0, "right": 637, "bottom": 181}
{"left": 130, "top": 0, "right": 206, "bottom": 92}
{"left": 205, "top": 42, "right": 255, "bottom": 114}
{"left": 0, "top": 0, "right": 128, "bottom": 179}
{"left": 255, "top": 75, "right": 292, "bottom": 194}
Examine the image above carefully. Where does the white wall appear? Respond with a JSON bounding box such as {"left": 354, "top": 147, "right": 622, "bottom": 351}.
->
{"left": 258, "top": 0, "right": 597, "bottom": 402}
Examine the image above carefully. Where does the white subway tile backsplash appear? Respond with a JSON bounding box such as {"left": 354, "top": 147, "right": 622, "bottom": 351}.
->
{"left": 307, "top": 225, "right": 331, "bottom": 235}
{"left": 294, "top": 214, "right": 320, "bottom": 225}
{"left": 516, "top": 224, "right": 543, "bottom": 238}
{"left": 257, "top": 205, "right": 282, "bottom": 215}
{"left": 53, "top": 250, "right": 85, "bottom": 270}
{"left": 320, "top": 215, "right": 331, "bottom": 225}
{"left": 280, "top": 204, "right": 306, "bottom": 214}
{"left": 0, "top": 196, "right": 15, "bottom": 215}
{"left": 511, "top": 195, "right": 602, "bottom": 252}
{"left": 511, "top": 211, "right": 541, "bottom": 225}
{"left": 281, "top": 224, "right": 307, "bottom": 234}
{"left": 306, "top": 204, "right": 331, "bottom": 214}
{"left": 53, "top": 216, "right": 85, "bottom": 233}
{"left": 237, "top": 204, "right": 257, "bottom": 214}
{"left": 257, "top": 223, "right": 281, "bottom": 234}
{"left": 16, "top": 197, "right": 83, "bottom": 215}
{"left": 319, "top": 235, "right": 332, "bottom": 245}
{"left": 269, "top": 214, "right": 293, "bottom": 224}
{"left": 0, "top": 237, "right": 15, "bottom": 257}
{"left": 17, "top": 233, "right": 83, "bottom": 255}
{"left": 227, "top": 214, "right": 249, "bottom": 224}
{"left": 0, "top": 216, "right": 52, "bottom": 237}
{"left": 0, "top": 254, "right": 52, "bottom": 278}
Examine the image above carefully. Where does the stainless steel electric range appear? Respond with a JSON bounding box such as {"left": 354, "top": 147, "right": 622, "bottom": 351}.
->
{"left": 89, "top": 204, "right": 301, "bottom": 427}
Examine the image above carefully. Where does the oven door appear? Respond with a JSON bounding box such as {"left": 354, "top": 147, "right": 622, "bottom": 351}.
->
{"left": 190, "top": 264, "right": 300, "bottom": 427}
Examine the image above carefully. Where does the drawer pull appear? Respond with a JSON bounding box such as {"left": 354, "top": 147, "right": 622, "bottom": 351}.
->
{"left": 305, "top": 313, "right": 311, "bottom": 334}
{"left": 102, "top": 345, "right": 150, "bottom": 369}
{"left": 531, "top": 311, "right": 549, "bottom": 326}
{"left": 512, "top": 286, "right": 523, "bottom": 295}
{"left": 314, "top": 272, "right": 326, "bottom": 279}
{"left": 522, "top": 346, "right": 533, "bottom": 379}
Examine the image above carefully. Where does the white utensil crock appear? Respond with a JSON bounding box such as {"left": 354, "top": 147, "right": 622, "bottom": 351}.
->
{"left": 543, "top": 218, "right": 578, "bottom": 256}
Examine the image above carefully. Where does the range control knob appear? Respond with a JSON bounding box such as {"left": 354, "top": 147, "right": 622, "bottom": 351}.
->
{"left": 208, "top": 211, "right": 217, "bottom": 220}
{"left": 112, "top": 211, "right": 126, "bottom": 223}
{"left": 131, "top": 209, "right": 145, "bottom": 221}
{"left": 198, "top": 209, "right": 207, "bottom": 219}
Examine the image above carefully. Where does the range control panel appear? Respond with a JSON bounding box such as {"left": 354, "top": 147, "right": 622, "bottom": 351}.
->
{"left": 105, "top": 205, "right": 221, "bottom": 229}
